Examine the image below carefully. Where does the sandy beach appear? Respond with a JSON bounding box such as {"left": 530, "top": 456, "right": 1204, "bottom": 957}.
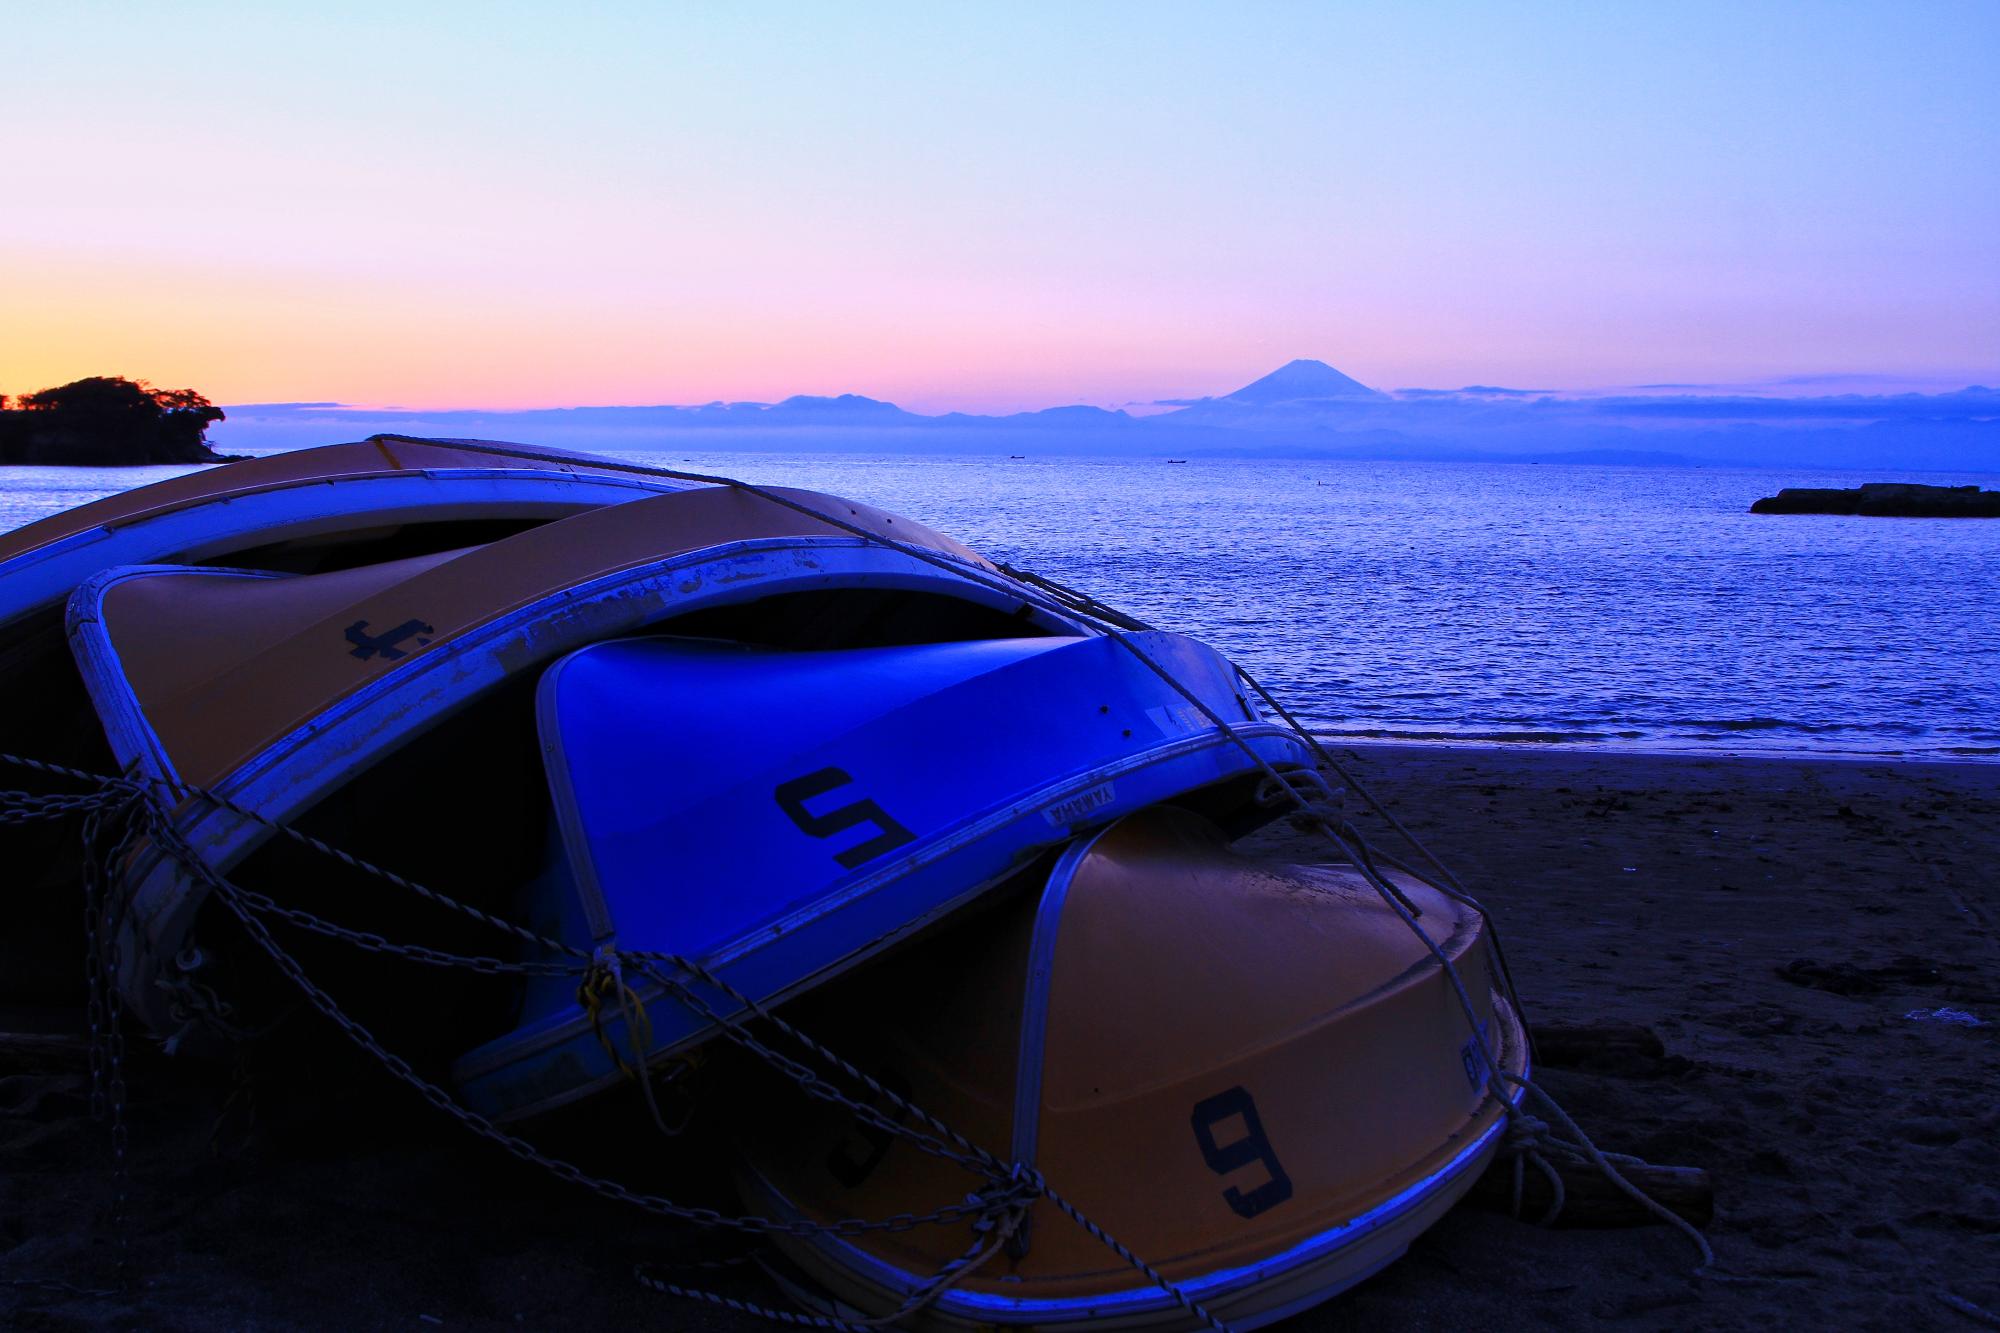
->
{"left": 4, "top": 743, "right": 1997, "bottom": 1331}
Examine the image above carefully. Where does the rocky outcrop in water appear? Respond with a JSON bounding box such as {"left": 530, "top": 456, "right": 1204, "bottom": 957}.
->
{"left": 1751, "top": 483, "right": 2000, "bottom": 517}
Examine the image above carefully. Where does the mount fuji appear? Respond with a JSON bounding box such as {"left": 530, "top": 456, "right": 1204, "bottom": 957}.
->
{"left": 1219, "top": 358, "right": 1389, "bottom": 404}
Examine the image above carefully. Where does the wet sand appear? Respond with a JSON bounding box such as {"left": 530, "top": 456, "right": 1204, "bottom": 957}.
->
{"left": 4, "top": 744, "right": 1997, "bottom": 1330}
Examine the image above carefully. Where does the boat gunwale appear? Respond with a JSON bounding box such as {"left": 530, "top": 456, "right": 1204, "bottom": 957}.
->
{"left": 0, "top": 431, "right": 695, "bottom": 562}
{"left": 65, "top": 564, "right": 293, "bottom": 792}
{"left": 68, "top": 536, "right": 1084, "bottom": 1034}
{"left": 0, "top": 467, "right": 687, "bottom": 630}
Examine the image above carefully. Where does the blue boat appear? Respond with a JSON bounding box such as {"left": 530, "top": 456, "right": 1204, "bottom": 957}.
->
{"left": 454, "top": 631, "right": 1311, "bottom": 1117}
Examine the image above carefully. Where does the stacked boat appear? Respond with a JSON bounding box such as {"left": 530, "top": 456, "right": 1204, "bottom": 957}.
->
{"left": 1, "top": 437, "right": 1526, "bottom": 1329}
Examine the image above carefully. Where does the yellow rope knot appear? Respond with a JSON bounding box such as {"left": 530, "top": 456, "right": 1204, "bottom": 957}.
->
{"left": 578, "top": 956, "right": 653, "bottom": 1078}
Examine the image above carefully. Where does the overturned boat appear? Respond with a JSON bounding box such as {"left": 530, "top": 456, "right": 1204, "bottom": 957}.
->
{"left": 728, "top": 805, "right": 1526, "bottom": 1329}
{"left": 44, "top": 439, "right": 1313, "bottom": 1115}
{"left": 11, "top": 437, "right": 1530, "bottom": 1327}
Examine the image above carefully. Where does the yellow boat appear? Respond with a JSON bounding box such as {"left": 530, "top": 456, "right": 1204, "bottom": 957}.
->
{"left": 726, "top": 805, "right": 1527, "bottom": 1329}
{"left": 0, "top": 436, "right": 679, "bottom": 999}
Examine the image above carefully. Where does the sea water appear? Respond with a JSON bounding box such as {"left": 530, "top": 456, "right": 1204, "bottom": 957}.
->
{"left": 3, "top": 453, "right": 1994, "bottom": 760}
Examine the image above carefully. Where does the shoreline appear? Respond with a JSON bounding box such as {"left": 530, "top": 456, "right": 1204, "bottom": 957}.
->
{"left": 1320, "top": 735, "right": 2000, "bottom": 769}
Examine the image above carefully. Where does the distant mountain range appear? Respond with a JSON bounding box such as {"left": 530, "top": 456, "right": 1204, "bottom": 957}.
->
{"left": 215, "top": 359, "right": 2000, "bottom": 472}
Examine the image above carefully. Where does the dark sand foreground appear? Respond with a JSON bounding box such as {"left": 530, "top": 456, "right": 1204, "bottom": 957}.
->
{"left": 4, "top": 745, "right": 1997, "bottom": 1331}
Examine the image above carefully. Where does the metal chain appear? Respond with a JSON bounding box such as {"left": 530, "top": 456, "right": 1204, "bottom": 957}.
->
{"left": 76, "top": 786, "right": 146, "bottom": 1291}
{"left": 638, "top": 1179, "right": 1035, "bottom": 1333}
{"left": 0, "top": 789, "right": 119, "bottom": 822}
{"left": 152, "top": 807, "right": 1001, "bottom": 1240}
{"left": 221, "top": 881, "right": 580, "bottom": 977}
{"left": 615, "top": 954, "right": 1236, "bottom": 1330}
{"left": 2, "top": 760, "right": 1018, "bottom": 1274}
{"left": 211, "top": 826, "right": 1217, "bottom": 1320}
{"left": 3, "top": 747, "right": 1234, "bottom": 1328}
{"left": 157, "top": 807, "right": 1084, "bottom": 1317}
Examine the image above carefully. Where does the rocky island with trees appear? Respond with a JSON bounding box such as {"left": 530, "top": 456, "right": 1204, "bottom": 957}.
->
{"left": 0, "top": 376, "right": 242, "bottom": 465}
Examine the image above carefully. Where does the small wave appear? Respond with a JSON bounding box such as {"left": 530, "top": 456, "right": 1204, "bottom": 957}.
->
{"left": 1684, "top": 717, "right": 1793, "bottom": 731}
{"left": 1674, "top": 718, "right": 1941, "bottom": 738}
{"left": 1320, "top": 727, "right": 1615, "bottom": 744}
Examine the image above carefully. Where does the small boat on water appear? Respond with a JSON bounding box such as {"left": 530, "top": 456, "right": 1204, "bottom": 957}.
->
{"left": 3, "top": 437, "right": 1531, "bottom": 1326}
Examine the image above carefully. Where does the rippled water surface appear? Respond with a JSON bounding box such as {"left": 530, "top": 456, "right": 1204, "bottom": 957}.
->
{"left": 4, "top": 453, "right": 1995, "bottom": 759}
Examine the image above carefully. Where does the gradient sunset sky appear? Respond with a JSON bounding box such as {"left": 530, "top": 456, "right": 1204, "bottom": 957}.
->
{"left": 5, "top": 3, "right": 1996, "bottom": 414}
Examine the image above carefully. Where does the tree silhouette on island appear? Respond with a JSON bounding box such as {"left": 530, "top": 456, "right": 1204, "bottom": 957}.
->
{"left": 0, "top": 376, "right": 241, "bottom": 465}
